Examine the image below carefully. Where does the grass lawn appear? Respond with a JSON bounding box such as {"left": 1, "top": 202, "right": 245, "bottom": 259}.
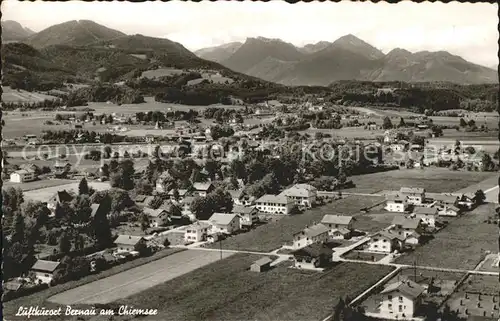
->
{"left": 209, "top": 195, "right": 384, "bottom": 252}
{"left": 2, "top": 248, "right": 185, "bottom": 319}
{"left": 23, "top": 181, "right": 111, "bottom": 202}
{"left": 342, "top": 251, "right": 386, "bottom": 262}
{"left": 395, "top": 203, "right": 498, "bottom": 270}
{"left": 108, "top": 254, "right": 394, "bottom": 321}
{"left": 2, "top": 86, "right": 58, "bottom": 103}
{"left": 2, "top": 179, "right": 75, "bottom": 191}
{"left": 141, "top": 68, "right": 184, "bottom": 79}
{"left": 347, "top": 168, "right": 493, "bottom": 194}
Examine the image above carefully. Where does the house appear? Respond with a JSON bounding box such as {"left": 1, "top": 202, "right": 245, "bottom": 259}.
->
{"left": 385, "top": 194, "right": 409, "bottom": 213}
{"left": 413, "top": 207, "right": 438, "bottom": 228}
{"left": 192, "top": 182, "right": 214, "bottom": 197}
{"left": 208, "top": 213, "right": 240, "bottom": 234}
{"left": 405, "top": 232, "right": 421, "bottom": 246}
{"left": 90, "top": 203, "right": 106, "bottom": 219}
{"left": 389, "top": 216, "right": 424, "bottom": 238}
{"left": 291, "top": 243, "right": 333, "bottom": 270}
{"left": 184, "top": 221, "right": 211, "bottom": 243}
{"left": 368, "top": 231, "right": 405, "bottom": 253}
{"left": 292, "top": 223, "right": 330, "bottom": 250}
{"left": 145, "top": 134, "right": 156, "bottom": 144}
{"left": 437, "top": 204, "right": 461, "bottom": 217}
{"left": 155, "top": 171, "right": 173, "bottom": 193}
{"left": 321, "top": 215, "right": 354, "bottom": 232}
{"left": 228, "top": 189, "right": 253, "bottom": 206}
{"left": 399, "top": 187, "right": 425, "bottom": 205}
{"left": 181, "top": 196, "right": 196, "bottom": 214}
{"left": 279, "top": 184, "right": 317, "bottom": 208}
{"left": 54, "top": 161, "right": 71, "bottom": 176}
{"left": 458, "top": 193, "right": 476, "bottom": 209}
{"left": 206, "top": 232, "right": 223, "bottom": 244}
{"left": 30, "top": 260, "right": 61, "bottom": 284}
{"left": 143, "top": 208, "right": 170, "bottom": 227}
{"left": 255, "top": 194, "right": 294, "bottom": 215}
{"left": 231, "top": 205, "right": 259, "bottom": 227}
{"left": 250, "top": 257, "right": 272, "bottom": 272}
{"left": 3, "top": 280, "right": 25, "bottom": 291}
{"left": 431, "top": 194, "right": 459, "bottom": 206}
{"left": 378, "top": 278, "right": 425, "bottom": 320}
{"left": 329, "top": 228, "right": 351, "bottom": 240}
{"left": 167, "top": 188, "right": 191, "bottom": 202}
{"left": 10, "top": 169, "right": 36, "bottom": 183}
{"left": 47, "top": 190, "right": 74, "bottom": 213}
{"left": 114, "top": 235, "right": 146, "bottom": 252}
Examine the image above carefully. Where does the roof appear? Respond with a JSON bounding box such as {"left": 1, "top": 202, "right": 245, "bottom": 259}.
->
{"left": 49, "top": 190, "right": 73, "bottom": 204}
{"left": 400, "top": 187, "right": 425, "bottom": 194}
{"left": 432, "top": 194, "right": 458, "bottom": 204}
{"left": 193, "top": 182, "right": 213, "bottom": 191}
{"left": 12, "top": 169, "right": 34, "bottom": 175}
{"left": 143, "top": 207, "right": 168, "bottom": 217}
{"left": 232, "top": 205, "right": 257, "bottom": 215}
{"left": 442, "top": 205, "right": 460, "bottom": 213}
{"left": 386, "top": 194, "right": 408, "bottom": 202}
{"left": 209, "top": 213, "right": 239, "bottom": 226}
{"left": 252, "top": 257, "right": 273, "bottom": 267}
{"left": 380, "top": 279, "right": 425, "bottom": 298}
{"left": 31, "top": 260, "right": 60, "bottom": 272}
{"left": 4, "top": 280, "right": 24, "bottom": 291}
{"left": 299, "top": 223, "right": 330, "bottom": 238}
{"left": 413, "top": 206, "right": 438, "bottom": 216}
{"left": 167, "top": 189, "right": 189, "bottom": 196}
{"left": 391, "top": 216, "right": 422, "bottom": 230}
{"left": 134, "top": 195, "right": 148, "bottom": 203}
{"left": 256, "top": 194, "right": 290, "bottom": 204}
{"left": 114, "top": 235, "right": 144, "bottom": 246}
{"left": 90, "top": 203, "right": 101, "bottom": 217}
{"left": 321, "top": 215, "right": 354, "bottom": 226}
{"left": 280, "top": 187, "right": 314, "bottom": 198}
{"left": 187, "top": 221, "right": 211, "bottom": 230}
{"left": 374, "top": 231, "right": 406, "bottom": 242}
{"left": 292, "top": 184, "right": 317, "bottom": 192}
{"left": 331, "top": 227, "right": 351, "bottom": 235}
{"left": 292, "top": 243, "right": 333, "bottom": 258}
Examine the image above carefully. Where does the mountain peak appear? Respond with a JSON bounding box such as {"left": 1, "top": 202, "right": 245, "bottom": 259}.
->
{"left": 328, "top": 34, "right": 385, "bottom": 60}
{"left": 1, "top": 20, "right": 36, "bottom": 41}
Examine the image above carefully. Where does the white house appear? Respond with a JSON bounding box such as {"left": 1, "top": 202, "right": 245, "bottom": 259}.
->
{"left": 30, "top": 260, "right": 60, "bottom": 284}
{"left": 10, "top": 169, "right": 36, "bottom": 183}
{"left": 385, "top": 194, "right": 409, "bottom": 213}
{"left": 279, "top": 184, "right": 317, "bottom": 208}
{"left": 255, "top": 194, "right": 294, "bottom": 215}
{"left": 368, "top": 231, "right": 405, "bottom": 253}
{"left": 320, "top": 215, "right": 354, "bottom": 235}
{"left": 184, "top": 221, "right": 211, "bottom": 243}
{"left": 143, "top": 208, "right": 170, "bottom": 227}
{"left": 378, "top": 279, "right": 425, "bottom": 320}
{"left": 228, "top": 189, "right": 253, "bottom": 206}
{"left": 437, "top": 204, "right": 461, "bottom": 217}
{"left": 399, "top": 187, "right": 425, "bottom": 205}
{"left": 292, "top": 223, "right": 330, "bottom": 250}
{"left": 208, "top": 213, "right": 240, "bottom": 235}
{"left": 192, "top": 182, "right": 214, "bottom": 197}
{"left": 231, "top": 205, "right": 259, "bottom": 228}
{"left": 389, "top": 216, "right": 424, "bottom": 239}
{"left": 412, "top": 206, "right": 438, "bottom": 228}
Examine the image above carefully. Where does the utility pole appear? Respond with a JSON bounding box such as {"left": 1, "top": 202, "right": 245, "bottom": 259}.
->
{"left": 219, "top": 237, "right": 223, "bottom": 260}
{"left": 413, "top": 260, "right": 417, "bottom": 283}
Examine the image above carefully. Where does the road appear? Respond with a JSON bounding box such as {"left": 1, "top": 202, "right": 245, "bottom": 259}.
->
{"left": 48, "top": 249, "right": 234, "bottom": 305}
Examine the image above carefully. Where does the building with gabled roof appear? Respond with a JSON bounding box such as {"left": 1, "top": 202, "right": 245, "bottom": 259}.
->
{"left": 30, "top": 260, "right": 61, "bottom": 284}
{"left": 10, "top": 169, "right": 37, "bottom": 183}
{"left": 208, "top": 213, "right": 240, "bottom": 235}
{"left": 114, "top": 235, "right": 146, "bottom": 252}
{"left": 412, "top": 206, "right": 438, "bottom": 227}
{"left": 379, "top": 278, "right": 426, "bottom": 319}
{"left": 389, "top": 216, "right": 424, "bottom": 239}
{"left": 250, "top": 257, "right": 273, "bottom": 272}
{"left": 143, "top": 207, "right": 170, "bottom": 227}
{"left": 231, "top": 205, "right": 259, "bottom": 227}
{"left": 192, "top": 182, "right": 214, "bottom": 197}
{"left": 184, "top": 221, "right": 211, "bottom": 243}
{"left": 47, "top": 190, "right": 74, "bottom": 212}
{"left": 255, "top": 194, "right": 294, "bottom": 215}
{"left": 291, "top": 243, "right": 333, "bottom": 270}
{"left": 385, "top": 194, "right": 409, "bottom": 213}
{"left": 279, "top": 184, "right": 317, "bottom": 208}
{"left": 368, "top": 231, "right": 406, "bottom": 253}
{"left": 292, "top": 223, "right": 330, "bottom": 250}
{"left": 321, "top": 215, "right": 354, "bottom": 231}
{"left": 399, "top": 187, "right": 425, "bottom": 205}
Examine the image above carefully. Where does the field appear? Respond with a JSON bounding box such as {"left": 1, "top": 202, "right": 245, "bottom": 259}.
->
{"left": 48, "top": 249, "right": 233, "bottom": 305}
{"left": 141, "top": 68, "right": 184, "bottom": 79}
{"left": 347, "top": 168, "right": 493, "bottom": 194}
{"left": 106, "top": 254, "right": 394, "bottom": 321}
{"left": 23, "top": 181, "right": 111, "bottom": 202}
{"left": 209, "top": 195, "right": 384, "bottom": 252}
{"left": 2, "top": 179, "right": 75, "bottom": 191}
{"left": 2, "top": 86, "right": 58, "bottom": 103}
{"left": 353, "top": 211, "right": 402, "bottom": 233}
{"left": 445, "top": 275, "right": 500, "bottom": 320}
{"left": 395, "top": 203, "right": 498, "bottom": 270}
{"left": 342, "top": 250, "right": 387, "bottom": 262}
{"left": 2, "top": 248, "right": 185, "bottom": 320}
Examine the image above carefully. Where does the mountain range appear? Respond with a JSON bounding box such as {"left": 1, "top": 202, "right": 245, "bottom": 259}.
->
{"left": 197, "top": 35, "right": 498, "bottom": 85}
{"left": 2, "top": 19, "right": 497, "bottom": 86}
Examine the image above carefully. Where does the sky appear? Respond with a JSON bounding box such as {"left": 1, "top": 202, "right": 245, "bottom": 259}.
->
{"left": 2, "top": 0, "right": 498, "bottom": 67}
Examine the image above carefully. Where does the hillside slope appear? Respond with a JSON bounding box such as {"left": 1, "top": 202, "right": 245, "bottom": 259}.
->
{"left": 195, "top": 42, "right": 243, "bottom": 63}
{"left": 1, "top": 20, "right": 35, "bottom": 41}
{"left": 27, "top": 20, "right": 126, "bottom": 48}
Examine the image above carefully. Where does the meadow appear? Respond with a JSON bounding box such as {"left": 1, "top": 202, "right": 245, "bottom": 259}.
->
{"left": 2, "top": 86, "right": 59, "bottom": 103}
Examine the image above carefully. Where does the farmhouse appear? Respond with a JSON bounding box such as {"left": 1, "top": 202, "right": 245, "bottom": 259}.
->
{"left": 114, "top": 235, "right": 146, "bottom": 253}
{"left": 412, "top": 206, "right": 438, "bottom": 228}
{"left": 255, "top": 194, "right": 294, "bottom": 215}
{"left": 10, "top": 169, "right": 37, "bottom": 183}
{"left": 30, "top": 260, "right": 61, "bottom": 284}
{"left": 279, "top": 184, "right": 317, "bottom": 208}
{"left": 291, "top": 243, "right": 333, "bottom": 270}
{"left": 231, "top": 205, "right": 259, "bottom": 227}
{"left": 250, "top": 257, "right": 273, "bottom": 272}
{"left": 143, "top": 208, "right": 170, "bottom": 227}
{"left": 192, "top": 182, "right": 214, "bottom": 197}
{"left": 292, "top": 223, "right": 330, "bottom": 250}
{"left": 321, "top": 215, "right": 354, "bottom": 232}
{"left": 385, "top": 194, "right": 409, "bottom": 213}
{"left": 184, "top": 221, "right": 211, "bottom": 243}
{"left": 399, "top": 187, "right": 425, "bottom": 205}
{"left": 208, "top": 213, "right": 240, "bottom": 235}
{"left": 368, "top": 231, "right": 405, "bottom": 253}
{"left": 378, "top": 278, "right": 425, "bottom": 320}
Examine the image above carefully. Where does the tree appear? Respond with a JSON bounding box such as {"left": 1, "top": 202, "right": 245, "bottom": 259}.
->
{"left": 92, "top": 195, "right": 113, "bottom": 247}
{"left": 190, "top": 196, "right": 214, "bottom": 220}
{"left": 475, "top": 189, "right": 486, "bottom": 204}
{"left": 382, "top": 116, "right": 393, "bottom": 129}
{"left": 78, "top": 177, "right": 90, "bottom": 195}
{"left": 59, "top": 232, "right": 72, "bottom": 254}
{"left": 398, "top": 117, "right": 406, "bottom": 128}
{"left": 467, "top": 119, "right": 476, "bottom": 128}
{"left": 139, "top": 213, "right": 150, "bottom": 233}
{"left": 72, "top": 195, "right": 92, "bottom": 223}
{"left": 464, "top": 146, "right": 476, "bottom": 154}
{"left": 10, "top": 213, "right": 26, "bottom": 244}
{"left": 459, "top": 118, "right": 467, "bottom": 127}
{"left": 338, "top": 168, "right": 347, "bottom": 185}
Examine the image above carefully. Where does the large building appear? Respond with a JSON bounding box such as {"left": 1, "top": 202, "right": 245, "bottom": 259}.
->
{"left": 255, "top": 194, "right": 294, "bottom": 215}
{"left": 279, "top": 184, "right": 317, "bottom": 208}
{"left": 208, "top": 213, "right": 240, "bottom": 235}
{"left": 10, "top": 169, "right": 36, "bottom": 183}
{"left": 231, "top": 205, "right": 259, "bottom": 227}
{"left": 30, "top": 260, "right": 60, "bottom": 284}
{"left": 292, "top": 223, "right": 330, "bottom": 250}
{"left": 399, "top": 187, "right": 425, "bottom": 205}
{"left": 385, "top": 194, "right": 409, "bottom": 213}
{"left": 378, "top": 279, "right": 425, "bottom": 320}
